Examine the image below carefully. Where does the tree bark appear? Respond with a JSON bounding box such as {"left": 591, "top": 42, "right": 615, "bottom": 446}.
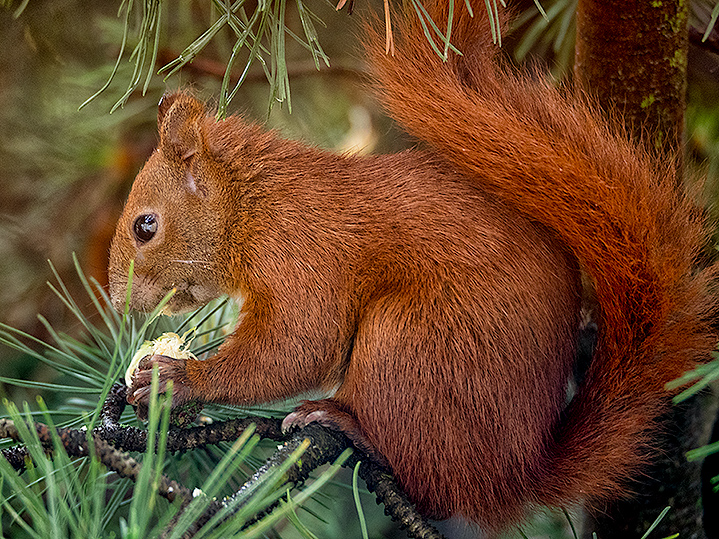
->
{"left": 575, "top": 0, "right": 688, "bottom": 155}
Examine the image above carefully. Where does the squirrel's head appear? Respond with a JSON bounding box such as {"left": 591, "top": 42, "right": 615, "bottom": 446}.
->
{"left": 108, "top": 93, "right": 227, "bottom": 315}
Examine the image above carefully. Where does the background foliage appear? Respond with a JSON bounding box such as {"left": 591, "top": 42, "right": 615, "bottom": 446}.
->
{"left": 2, "top": 0, "right": 719, "bottom": 537}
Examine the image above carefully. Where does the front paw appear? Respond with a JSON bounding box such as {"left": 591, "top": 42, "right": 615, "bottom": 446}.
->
{"left": 127, "top": 354, "right": 194, "bottom": 411}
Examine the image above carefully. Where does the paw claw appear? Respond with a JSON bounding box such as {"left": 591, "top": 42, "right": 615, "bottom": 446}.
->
{"left": 282, "top": 409, "right": 332, "bottom": 433}
{"left": 281, "top": 412, "right": 301, "bottom": 433}
{"left": 129, "top": 386, "right": 152, "bottom": 405}
{"left": 304, "top": 410, "right": 328, "bottom": 424}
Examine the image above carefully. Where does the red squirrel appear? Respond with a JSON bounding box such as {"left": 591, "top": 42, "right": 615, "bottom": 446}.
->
{"left": 108, "top": 0, "right": 717, "bottom": 531}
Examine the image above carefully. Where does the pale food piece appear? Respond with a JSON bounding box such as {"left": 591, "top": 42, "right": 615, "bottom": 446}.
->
{"left": 126, "top": 331, "right": 203, "bottom": 427}
{"left": 125, "top": 332, "right": 196, "bottom": 387}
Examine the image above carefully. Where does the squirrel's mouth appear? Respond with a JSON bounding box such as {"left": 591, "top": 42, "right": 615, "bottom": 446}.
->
{"left": 159, "top": 287, "right": 206, "bottom": 315}
{"left": 108, "top": 277, "right": 194, "bottom": 315}
{"left": 109, "top": 268, "right": 222, "bottom": 315}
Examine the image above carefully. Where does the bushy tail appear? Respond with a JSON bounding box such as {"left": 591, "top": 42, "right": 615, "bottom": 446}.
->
{"left": 364, "top": 2, "right": 717, "bottom": 507}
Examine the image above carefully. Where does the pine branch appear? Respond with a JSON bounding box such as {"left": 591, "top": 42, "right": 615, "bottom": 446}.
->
{"left": 1, "top": 383, "right": 446, "bottom": 539}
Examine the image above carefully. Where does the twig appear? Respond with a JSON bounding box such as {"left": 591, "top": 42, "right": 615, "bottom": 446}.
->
{"left": 690, "top": 24, "right": 719, "bottom": 56}
{"left": 157, "top": 49, "right": 363, "bottom": 85}
{"left": 95, "top": 383, "right": 285, "bottom": 453}
{"left": 0, "top": 415, "right": 192, "bottom": 505}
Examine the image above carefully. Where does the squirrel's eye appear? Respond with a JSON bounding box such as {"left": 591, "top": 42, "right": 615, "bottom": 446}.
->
{"left": 133, "top": 214, "right": 158, "bottom": 243}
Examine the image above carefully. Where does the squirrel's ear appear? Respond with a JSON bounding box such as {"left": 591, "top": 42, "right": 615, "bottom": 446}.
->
{"left": 157, "top": 93, "right": 206, "bottom": 161}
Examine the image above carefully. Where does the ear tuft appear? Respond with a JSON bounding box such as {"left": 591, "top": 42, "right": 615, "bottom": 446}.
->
{"left": 157, "top": 93, "right": 177, "bottom": 126}
{"left": 158, "top": 93, "right": 207, "bottom": 161}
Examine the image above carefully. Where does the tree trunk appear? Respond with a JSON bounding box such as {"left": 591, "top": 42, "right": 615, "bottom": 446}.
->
{"left": 575, "top": 0, "right": 688, "bottom": 155}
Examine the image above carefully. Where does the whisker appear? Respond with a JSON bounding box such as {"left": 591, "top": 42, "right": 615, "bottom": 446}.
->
{"left": 169, "top": 259, "right": 216, "bottom": 270}
{"left": 169, "top": 260, "right": 236, "bottom": 280}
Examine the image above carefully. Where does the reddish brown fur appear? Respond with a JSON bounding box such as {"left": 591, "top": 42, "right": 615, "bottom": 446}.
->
{"left": 108, "top": 1, "right": 717, "bottom": 533}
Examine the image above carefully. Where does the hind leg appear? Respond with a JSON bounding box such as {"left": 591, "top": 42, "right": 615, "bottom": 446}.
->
{"left": 282, "top": 398, "right": 390, "bottom": 467}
